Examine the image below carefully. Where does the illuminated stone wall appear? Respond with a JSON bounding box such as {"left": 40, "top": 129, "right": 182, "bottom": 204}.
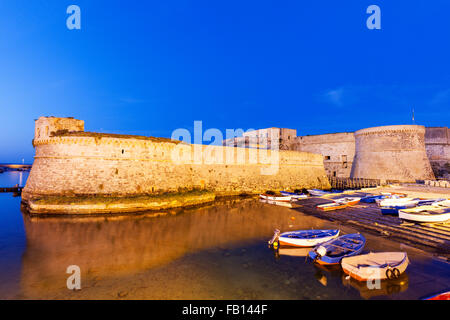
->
{"left": 425, "top": 127, "right": 450, "bottom": 179}
{"left": 22, "top": 117, "right": 330, "bottom": 201}
{"left": 351, "top": 125, "right": 435, "bottom": 182}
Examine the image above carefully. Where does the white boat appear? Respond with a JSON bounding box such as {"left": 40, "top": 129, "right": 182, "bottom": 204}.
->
{"left": 377, "top": 197, "right": 419, "bottom": 208}
{"left": 375, "top": 195, "right": 408, "bottom": 206}
{"left": 334, "top": 197, "right": 361, "bottom": 206}
{"left": 307, "top": 189, "right": 331, "bottom": 197}
{"left": 432, "top": 199, "right": 450, "bottom": 208}
{"left": 277, "top": 229, "right": 340, "bottom": 247}
{"left": 259, "top": 194, "right": 292, "bottom": 202}
{"left": 280, "top": 191, "right": 308, "bottom": 199}
{"left": 398, "top": 206, "right": 450, "bottom": 223}
{"left": 341, "top": 252, "right": 409, "bottom": 281}
{"left": 259, "top": 199, "right": 293, "bottom": 208}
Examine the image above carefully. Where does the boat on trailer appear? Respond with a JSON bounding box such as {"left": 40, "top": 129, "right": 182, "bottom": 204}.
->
{"left": 308, "top": 233, "right": 366, "bottom": 265}
{"left": 276, "top": 229, "right": 340, "bottom": 247}
{"left": 398, "top": 206, "right": 450, "bottom": 223}
{"left": 341, "top": 252, "right": 409, "bottom": 281}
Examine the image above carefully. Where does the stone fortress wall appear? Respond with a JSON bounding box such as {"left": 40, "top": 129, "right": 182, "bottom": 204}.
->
{"left": 291, "top": 132, "right": 356, "bottom": 178}
{"left": 425, "top": 127, "right": 450, "bottom": 179}
{"left": 350, "top": 125, "right": 435, "bottom": 181}
{"left": 226, "top": 125, "right": 448, "bottom": 181}
{"left": 22, "top": 117, "right": 330, "bottom": 202}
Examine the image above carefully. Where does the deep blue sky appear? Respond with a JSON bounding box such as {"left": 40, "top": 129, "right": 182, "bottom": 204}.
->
{"left": 0, "top": 0, "right": 449, "bottom": 163}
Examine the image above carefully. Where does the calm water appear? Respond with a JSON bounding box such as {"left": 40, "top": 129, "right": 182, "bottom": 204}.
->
{"left": 0, "top": 171, "right": 449, "bottom": 300}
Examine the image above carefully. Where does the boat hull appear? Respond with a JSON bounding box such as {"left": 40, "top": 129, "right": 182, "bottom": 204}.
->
{"left": 317, "top": 202, "right": 348, "bottom": 211}
{"left": 278, "top": 229, "right": 339, "bottom": 247}
{"left": 259, "top": 194, "right": 292, "bottom": 202}
{"left": 398, "top": 207, "right": 450, "bottom": 223}
{"left": 308, "top": 233, "right": 366, "bottom": 265}
{"left": 341, "top": 252, "right": 409, "bottom": 281}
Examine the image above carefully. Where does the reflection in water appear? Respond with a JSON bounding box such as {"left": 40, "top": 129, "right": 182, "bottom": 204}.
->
{"left": 342, "top": 274, "right": 409, "bottom": 299}
{"left": 312, "top": 259, "right": 410, "bottom": 299}
{"left": 6, "top": 192, "right": 448, "bottom": 299}
{"left": 20, "top": 198, "right": 330, "bottom": 298}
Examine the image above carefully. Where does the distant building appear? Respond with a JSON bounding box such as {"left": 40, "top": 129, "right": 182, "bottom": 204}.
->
{"left": 223, "top": 128, "right": 297, "bottom": 150}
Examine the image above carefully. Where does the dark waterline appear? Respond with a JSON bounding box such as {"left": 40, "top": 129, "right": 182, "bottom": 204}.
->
{"left": 0, "top": 171, "right": 448, "bottom": 299}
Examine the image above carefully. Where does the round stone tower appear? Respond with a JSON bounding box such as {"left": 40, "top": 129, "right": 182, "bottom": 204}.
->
{"left": 350, "top": 125, "right": 435, "bottom": 182}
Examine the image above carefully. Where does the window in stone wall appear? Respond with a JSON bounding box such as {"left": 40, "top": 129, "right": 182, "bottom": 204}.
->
{"left": 325, "top": 156, "right": 331, "bottom": 160}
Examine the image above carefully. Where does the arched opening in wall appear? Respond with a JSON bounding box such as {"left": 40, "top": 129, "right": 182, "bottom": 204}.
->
{"left": 333, "top": 171, "right": 337, "bottom": 177}
{"left": 122, "top": 149, "right": 124, "bottom": 154}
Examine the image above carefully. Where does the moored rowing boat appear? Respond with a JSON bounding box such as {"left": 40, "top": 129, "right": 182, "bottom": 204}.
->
{"left": 259, "top": 194, "right": 292, "bottom": 202}
{"left": 308, "top": 233, "right": 366, "bottom": 265}
{"left": 341, "top": 252, "right": 409, "bottom": 281}
{"left": 280, "top": 191, "right": 308, "bottom": 199}
{"left": 278, "top": 229, "right": 340, "bottom": 247}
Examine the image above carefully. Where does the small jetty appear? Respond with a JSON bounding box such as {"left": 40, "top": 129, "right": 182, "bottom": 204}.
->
{"left": 293, "top": 191, "right": 450, "bottom": 257}
{"left": 0, "top": 186, "right": 24, "bottom": 193}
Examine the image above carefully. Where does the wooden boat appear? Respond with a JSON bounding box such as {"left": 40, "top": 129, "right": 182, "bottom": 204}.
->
{"left": 341, "top": 252, "right": 409, "bottom": 281}
{"left": 308, "top": 233, "right": 366, "bottom": 265}
{"left": 423, "top": 290, "right": 450, "bottom": 300}
{"left": 280, "top": 191, "right": 308, "bottom": 199}
{"left": 317, "top": 202, "right": 348, "bottom": 211}
{"left": 379, "top": 198, "right": 420, "bottom": 215}
{"left": 334, "top": 197, "right": 361, "bottom": 206}
{"left": 398, "top": 206, "right": 450, "bottom": 223}
{"left": 432, "top": 199, "right": 450, "bottom": 208}
{"left": 381, "top": 192, "right": 408, "bottom": 197}
{"left": 277, "top": 229, "right": 340, "bottom": 247}
{"left": 377, "top": 197, "right": 419, "bottom": 208}
{"left": 416, "top": 198, "right": 446, "bottom": 206}
{"left": 259, "top": 194, "right": 292, "bottom": 202}
{"left": 259, "top": 199, "right": 293, "bottom": 208}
